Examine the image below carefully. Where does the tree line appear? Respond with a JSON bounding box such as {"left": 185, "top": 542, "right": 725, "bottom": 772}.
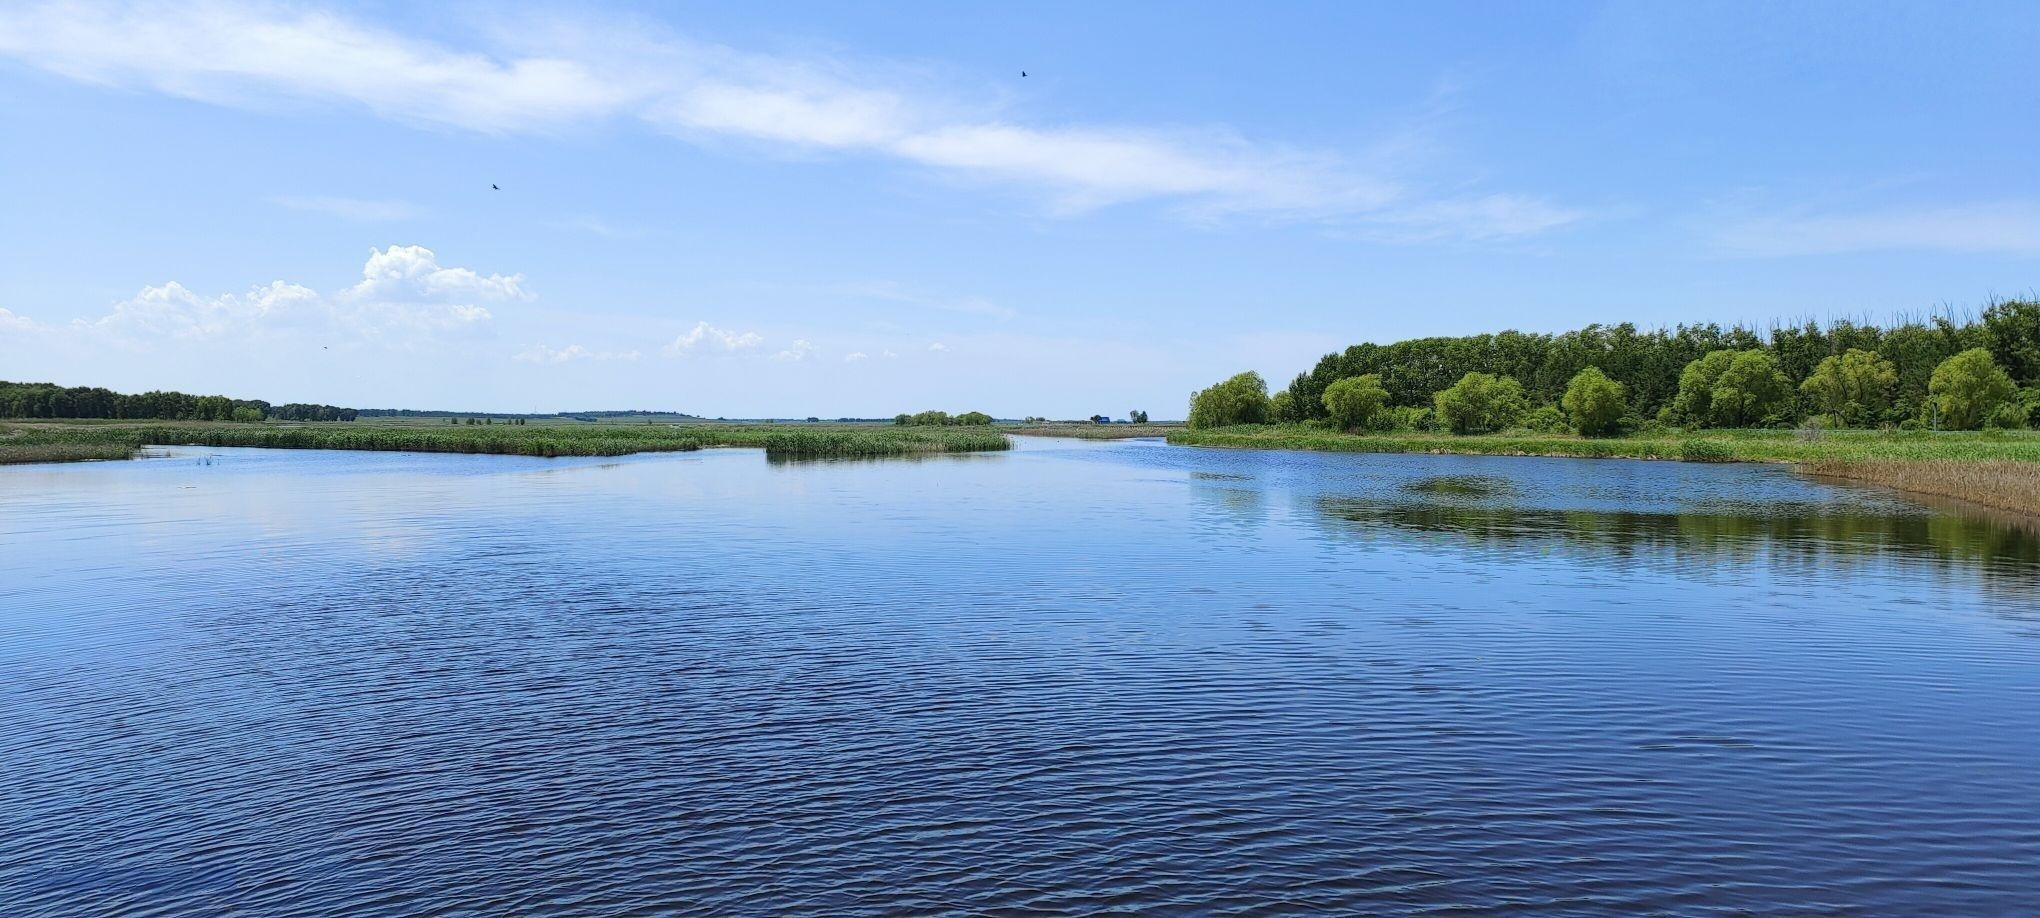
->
{"left": 1191, "top": 300, "right": 2040, "bottom": 434}
{"left": 895, "top": 410, "right": 995, "bottom": 426}
{"left": 0, "top": 380, "right": 357, "bottom": 422}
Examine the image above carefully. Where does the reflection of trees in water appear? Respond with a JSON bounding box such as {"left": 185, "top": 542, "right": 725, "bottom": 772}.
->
{"left": 1191, "top": 472, "right": 1268, "bottom": 530}
{"left": 1314, "top": 494, "right": 2040, "bottom": 598}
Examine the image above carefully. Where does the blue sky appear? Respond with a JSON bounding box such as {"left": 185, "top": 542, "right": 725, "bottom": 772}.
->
{"left": 1, "top": 1, "right": 2036, "bottom": 417}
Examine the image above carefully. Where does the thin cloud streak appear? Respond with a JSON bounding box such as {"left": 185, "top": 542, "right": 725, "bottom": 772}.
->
{"left": 1715, "top": 203, "right": 2040, "bottom": 257}
{"left": 271, "top": 195, "right": 421, "bottom": 222}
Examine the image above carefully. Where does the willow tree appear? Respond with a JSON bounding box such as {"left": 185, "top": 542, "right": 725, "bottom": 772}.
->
{"left": 1188, "top": 372, "right": 1270, "bottom": 429}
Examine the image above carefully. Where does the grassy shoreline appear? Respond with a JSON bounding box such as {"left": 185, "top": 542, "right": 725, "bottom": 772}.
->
{"left": 1, "top": 421, "right": 1010, "bottom": 464}
{"left": 1009, "top": 423, "right": 1180, "bottom": 440}
{"left": 1166, "top": 425, "right": 2040, "bottom": 463}
{"left": 1168, "top": 425, "right": 2040, "bottom": 515}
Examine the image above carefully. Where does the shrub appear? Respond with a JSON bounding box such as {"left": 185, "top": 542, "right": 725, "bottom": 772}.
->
{"left": 1433, "top": 372, "right": 1526, "bottom": 435}
{"left": 1384, "top": 405, "right": 1433, "bottom": 431}
{"left": 1985, "top": 402, "right": 2030, "bottom": 430}
{"left": 1560, "top": 367, "right": 1626, "bottom": 436}
{"left": 1188, "top": 371, "right": 1270, "bottom": 429}
{"left": 1521, "top": 405, "right": 1567, "bottom": 433}
{"left": 1322, "top": 374, "right": 1389, "bottom": 431}
{"left": 1679, "top": 439, "right": 1734, "bottom": 462}
{"left": 1928, "top": 348, "right": 2021, "bottom": 430}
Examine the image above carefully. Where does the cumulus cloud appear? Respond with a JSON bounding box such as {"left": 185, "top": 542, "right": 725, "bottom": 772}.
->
{"left": 663, "top": 321, "right": 763, "bottom": 356}
{"left": 0, "top": 307, "right": 48, "bottom": 333}
{"left": 0, "top": 1, "right": 1578, "bottom": 237}
{"left": 346, "top": 244, "right": 529, "bottom": 302}
{"left": 772, "top": 339, "right": 817, "bottom": 361}
{"left": 928, "top": 342, "right": 948, "bottom": 351}
{"left": 843, "top": 351, "right": 867, "bottom": 362}
{"left": 41, "top": 245, "right": 504, "bottom": 348}
{"left": 515, "top": 343, "right": 640, "bottom": 363}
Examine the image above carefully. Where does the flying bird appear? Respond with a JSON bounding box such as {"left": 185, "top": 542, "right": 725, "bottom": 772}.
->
{"left": 491, "top": 184, "right": 500, "bottom": 190}
{"left": 1021, "top": 71, "right": 1027, "bottom": 77}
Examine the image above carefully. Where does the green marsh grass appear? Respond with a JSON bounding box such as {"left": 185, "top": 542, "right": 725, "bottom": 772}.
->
{"left": 0, "top": 420, "right": 1010, "bottom": 464}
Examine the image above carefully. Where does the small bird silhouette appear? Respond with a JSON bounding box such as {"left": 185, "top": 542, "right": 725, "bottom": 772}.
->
{"left": 491, "top": 184, "right": 500, "bottom": 190}
{"left": 1020, "top": 71, "right": 1027, "bottom": 77}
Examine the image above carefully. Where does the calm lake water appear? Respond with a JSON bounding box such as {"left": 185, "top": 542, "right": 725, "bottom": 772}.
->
{"left": 4, "top": 437, "right": 2039, "bottom": 914}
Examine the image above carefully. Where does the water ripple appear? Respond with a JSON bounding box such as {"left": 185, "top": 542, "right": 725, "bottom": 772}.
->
{"left": 2, "top": 443, "right": 2037, "bottom": 913}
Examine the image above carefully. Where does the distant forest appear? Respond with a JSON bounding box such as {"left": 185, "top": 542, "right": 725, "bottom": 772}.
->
{"left": 0, "top": 381, "right": 356, "bottom": 422}
{"left": 1274, "top": 299, "right": 2040, "bottom": 428}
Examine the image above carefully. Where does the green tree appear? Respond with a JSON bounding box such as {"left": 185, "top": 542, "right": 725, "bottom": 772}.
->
{"left": 1672, "top": 349, "right": 1737, "bottom": 425}
{"left": 1707, "top": 351, "right": 1792, "bottom": 427}
{"left": 1560, "top": 366, "right": 1626, "bottom": 436}
{"left": 1268, "top": 390, "right": 1298, "bottom": 423}
{"left": 1981, "top": 299, "right": 2040, "bottom": 384}
{"left": 1433, "top": 372, "right": 1526, "bottom": 434}
{"left": 1187, "top": 371, "right": 1270, "bottom": 429}
{"left": 1322, "top": 374, "right": 1390, "bottom": 431}
{"left": 230, "top": 405, "right": 264, "bottom": 423}
{"left": 953, "top": 411, "right": 994, "bottom": 425}
{"left": 1129, "top": 409, "right": 1149, "bottom": 423}
{"left": 1927, "top": 348, "right": 2020, "bottom": 429}
{"left": 1799, "top": 348, "right": 1897, "bottom": 426}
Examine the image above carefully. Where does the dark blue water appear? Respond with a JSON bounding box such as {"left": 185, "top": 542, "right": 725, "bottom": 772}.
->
{"left": 4, "top": 437, "right": 2038, "bottom": 914}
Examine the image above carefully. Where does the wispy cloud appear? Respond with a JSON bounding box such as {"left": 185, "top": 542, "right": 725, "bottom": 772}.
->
{"left": 271, "top": 195, "right": 421, "bottom": 222}
{"left": 832, "top": 280, "right": 1017, "bottom": 320}
{"left": 928, "top": 341, "right": 948, "bottom": 352}
{"left": 1715, "top": 203, "right": 2040, "bottom": 257}
{"left": 662, "top": 321, "right": 763, "bottom": 356}
{"left": 0, "top": 1, "right": 1578, "bottom": 238}
{"left": 843, "top": 351, "right": 867, "bottom": 362}
{"left": 515, "top": 343, "right": 640, "bottom": 364}
{"left": 772, "top": 339, "right": 817, "bottom": 361}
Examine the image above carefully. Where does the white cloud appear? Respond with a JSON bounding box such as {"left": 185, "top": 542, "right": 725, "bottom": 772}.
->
{"left": 0, "top": 1, "right": 1576, "bottom": 237}
{"left": 515, "top": 343, "right": 640, "bottom": 363}
{"left": 662, "top": 321, "right": 763, "bottom": 356}
{"left": 772, "top": 338, "right": 817, "bottom": 361}
{"left": 882, "top": 349, "right": 898, "bottom": 359}
{"left": 928, "top": 341, "right": 948, "bottom": 351}
{"left": 1715, "top": 203, "right": 2040, "bottom": 257}
{"left": 843, "top": 351, "right": 867, "bottom": 362}
{"left": 0, "top": 307, "right": 48, "bottom": 333}
{"left": 271, "top": 195, "right": 421, "bottom": 222}
{"left": 346, "top": 244, "right": 529, "bottom": 302}
{"left": 55, "top": 246, "right": 503, "bottom": 348}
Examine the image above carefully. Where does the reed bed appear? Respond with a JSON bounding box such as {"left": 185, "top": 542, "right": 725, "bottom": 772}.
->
{"left": 1803, "top": 460, "right": 2040, "bottom": 517}
{"left": 0, "top": 421, "right": 1011, "bottom": 464}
